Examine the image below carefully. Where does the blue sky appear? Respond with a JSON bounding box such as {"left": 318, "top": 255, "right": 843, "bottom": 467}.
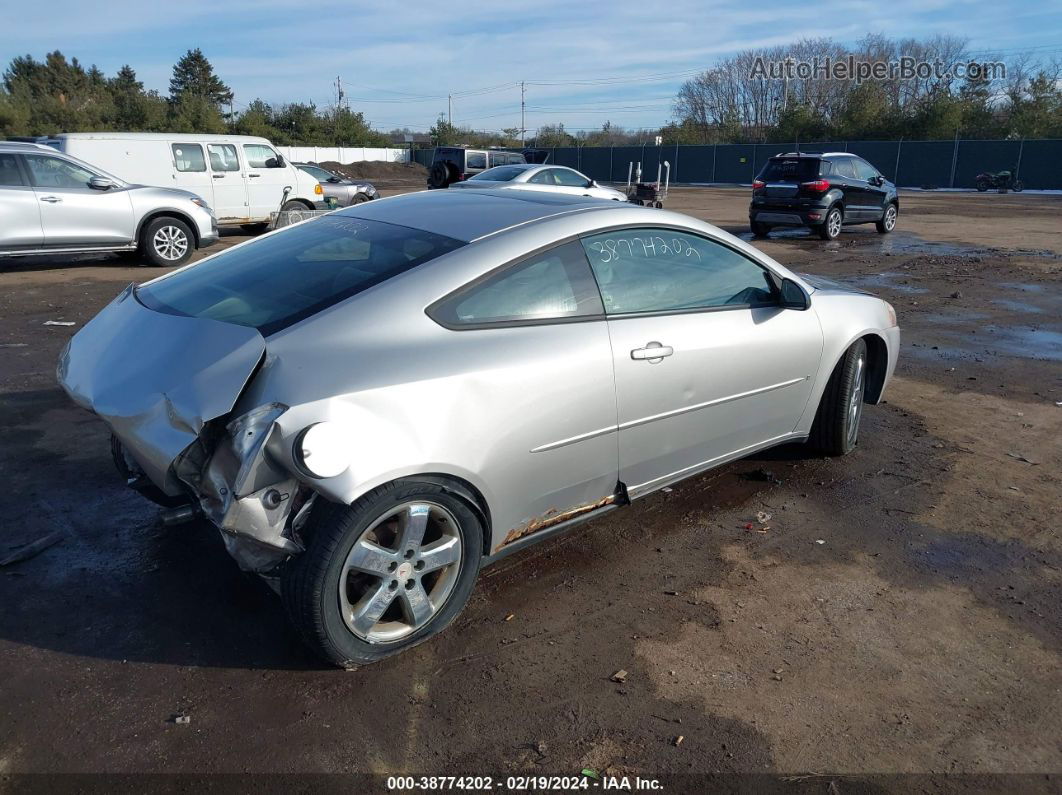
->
{"left": 2, "top": 0, "right": 1060, "bottom": 133}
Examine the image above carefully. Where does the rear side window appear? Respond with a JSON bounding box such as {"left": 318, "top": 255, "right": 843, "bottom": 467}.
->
{"left": 429, "top": 240, "right": 603, "bottom": 327}
{"left": 757, "top": 158, "right": 820, "bottom": 182}
{"left": 468, "top": 165, "right": 527, "bottom": 182}
{"left": 0, "top": 153, "right": 25, "bottom": 186}
{"left": 172, "top": 144, "right": 206, "bottom": 172}
{"left": 138, "top": 215, "right": 465, "bottom": 335}
{"left": 831, "top": 158, "right": 857, "bottom": 179}
{"left": 581, "top": 229, "right": 776, "bottom": 315}
{"left": 506, "top": 153, "right": 525, "bottom": 165}
{"left": 465, "top": 152, "right": 486, "bottom": 170}
{"left": 207, "top": 144, "right": 240, "bottom": 172}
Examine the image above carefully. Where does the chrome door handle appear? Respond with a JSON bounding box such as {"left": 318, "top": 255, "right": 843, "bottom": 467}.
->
{"left": 39, "top": 196, "right": 62, "bottom": 203}
{"left": 631, "top": 342, "right": 673, "bottom": 361}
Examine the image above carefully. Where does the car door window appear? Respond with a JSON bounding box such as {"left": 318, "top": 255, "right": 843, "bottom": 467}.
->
{"left": 0, "top": 153, "right": 26, "bottom": 185}
{"left": 24, "top": 155, "right": 96, "bottom": 188}
{"left": 465, "top": 152, "right": 486, "bottom": 170}
{"left": 429, "top": 240, "right": 603, "bottom": 327}
{"left": 581, "top": 229, "right": 777, "bottom": 315}
{"left": 243, "top": 144, "right": 280, "bottom": 168}
{"left": 528, "top": 169, "right": 555, "bottom": 185}
{"left": 831, "top": 158, "right": 857, "bottom": 180}
{"left": 207, "top": 144, "right": 240, "bottom": 172}
{"left": 852, "top": 158, "right": 879, "bottom": 182}
{"left": 172, "top": 144, "right": 206, "bottom": 172}
{"left": 553, "top": 169, "right": 589, "bottom": 187}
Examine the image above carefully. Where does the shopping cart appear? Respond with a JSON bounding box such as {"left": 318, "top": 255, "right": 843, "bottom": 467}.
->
{"left": 625, "top": 160, "right": 670, "bottom": 208}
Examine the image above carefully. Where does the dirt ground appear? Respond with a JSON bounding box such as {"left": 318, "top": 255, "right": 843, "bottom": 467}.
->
{"left": 1, "top": 186, "right": 1059, "bottom": 787}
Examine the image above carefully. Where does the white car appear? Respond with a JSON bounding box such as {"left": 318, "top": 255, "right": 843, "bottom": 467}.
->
{"left": 451, "top": 164, "right": 627, "bottom": 201}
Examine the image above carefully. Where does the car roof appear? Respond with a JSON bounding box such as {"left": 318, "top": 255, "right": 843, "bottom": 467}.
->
{"left": 0, "top": 141, "right": 56, "bottom": 153}
{"left": 54, "top": 132, "right": 276, "bottom": 145}
{"left": 339, "top": 188, "right": 624, "bottom": 242}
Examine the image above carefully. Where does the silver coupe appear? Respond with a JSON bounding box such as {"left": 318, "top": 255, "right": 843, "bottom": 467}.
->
{"left": 58, "top": 189, "right": 899, "bottom": 667}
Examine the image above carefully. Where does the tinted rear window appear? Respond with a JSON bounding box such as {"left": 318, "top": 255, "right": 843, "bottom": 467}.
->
{"left": 138, "top": 215, "right": 464, "bottom": 335}
{"left": 469, "top": 165, "right": 528, "bottom": 182}
{"left": 757, "top": 158, "right": 821, "bottom": 182}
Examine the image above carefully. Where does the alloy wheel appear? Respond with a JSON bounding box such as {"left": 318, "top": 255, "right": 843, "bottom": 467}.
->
{"left": 847, "top": 353, "right": 866, "bottom": 447}
{"left": 828, "top": 210, "right": 842, "bottom": 238}
{"left": 884, "top": 205, "right": 896, "bottom": 231}
{"left": 152, "top": 225, "right": 189, "bottom": 261}
{"left": 338, "top": 501, "right": 462, "bottom": 643}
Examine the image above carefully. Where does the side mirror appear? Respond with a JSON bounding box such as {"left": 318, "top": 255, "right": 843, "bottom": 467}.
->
{"left": 275, "top": 154, "right": 285, "bottom": 167}
{"left": 327, "top": 176, "right": 341, "bottom": 183}
{"left": 88, "top": 176, "right": 114, "bottom": 191}
{"left": 779, "top": 278, "right": 809, "bottom": 310}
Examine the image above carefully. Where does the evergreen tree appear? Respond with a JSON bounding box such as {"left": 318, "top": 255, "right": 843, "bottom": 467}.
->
{"left": 169, "top": 48, "right": 232, "bottom": 109}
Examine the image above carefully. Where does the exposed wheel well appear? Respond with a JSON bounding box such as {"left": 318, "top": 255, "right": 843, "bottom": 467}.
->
{"left": 136, "top": 210, "right": 200, "bottom": 249}
{"left": 285, "top": 199, "right": 315, "bottom": 210}
{"left": 862, "top": 333, "right": 889, "bottom": 403}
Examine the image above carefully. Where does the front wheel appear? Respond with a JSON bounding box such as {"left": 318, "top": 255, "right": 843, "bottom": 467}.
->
{"left": 875, "top": 203, "right": 897, "bottom": 234}
{"left": 1011, "top": 180, "right": 1024, "bottom": 193}
{"left": 139, "top": 216, "right": 194, "bottom": 267}
{"left": 818, "top": 206, "right": 843, "bottom": 240}
{"left": 808, "top": 338, "right": 868, "bottom": 456}
{"left": 281, "top": 481, "right": 483, "bottom": 668}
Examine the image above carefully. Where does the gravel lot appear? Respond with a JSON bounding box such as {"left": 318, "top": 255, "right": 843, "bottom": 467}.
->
{"left": 1, "top": 185, "right": 1059, "bottom": 783}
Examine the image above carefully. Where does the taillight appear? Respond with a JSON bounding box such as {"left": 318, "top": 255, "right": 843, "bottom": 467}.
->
{"left": 752, "top": 179, "right": 765, "bottom": 190}
{"left": 801, "top": 179, "right": 830, "bottom": 193}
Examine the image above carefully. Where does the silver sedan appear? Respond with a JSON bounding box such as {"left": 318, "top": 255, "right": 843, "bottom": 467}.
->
{"left": 451, "top": 163, "right": 628, "bottom": 201}
{"left": 58, "top": 189, "right": 899, "bottom": 667}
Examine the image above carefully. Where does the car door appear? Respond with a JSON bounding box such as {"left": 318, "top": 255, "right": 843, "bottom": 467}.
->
{"left": 206, "top": 143, "right": 250, "bottom": 222}
{"left": 832, "top": 157, "right": 873, "bottom": 220}
{"left": 0, "top": 152, "right": 44, "bottom": 249}
{"left": 551, "top": 167, "right": 597, "bottom": 197}
{"left": 23, "top": 153, "right": 135, "bottom": 246}
{"left": 427, "top": 240, "right": 619, "bottom": 540}
{"left": 522, "top": 168, "right": 561, "bottom": 194}
{"left": 243, "top": 143, "right": 289, "bottom": 219}
{"left": 579, "top": 227, "right": 823, "bottom": 498}
{"left": 851, "top": 157, "right": 888, "bottom": 219}
{"left": 171, "top": 142, "right": 214, "bottom": 209}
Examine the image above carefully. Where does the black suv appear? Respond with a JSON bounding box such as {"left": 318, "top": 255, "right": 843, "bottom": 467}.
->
{"left": 427, "top": 148, "right": 527, "bottom": 188}
{"left": 749, "top": 152, "right": 898, "bottom": 240}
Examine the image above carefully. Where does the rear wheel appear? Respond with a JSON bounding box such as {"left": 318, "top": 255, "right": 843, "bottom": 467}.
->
{"left": 875, "top": 203, "right": 897, "bottom": 234}
{"left": 281, "top": 481, "right": 483, "bottom": 668}
{"left": 808, "top": 338, "right": 868, "bottom": 456}
{"left": 428, "top": 162, "right": 454, "bottom": 189}
{"left": 818, "top": 206, "right": 843, "bottom": 240}
{"left": 241, "top": 222, "right": 269, "bottom": 233}
{"left": 750, "top": 221, "right": 770, "bottom": 238}
{"left": 140, "top": 216, "right": 194, "bottom": 267}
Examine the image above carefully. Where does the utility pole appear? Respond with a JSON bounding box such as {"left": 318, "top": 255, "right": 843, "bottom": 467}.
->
{"left": 335, "top": 76, "right": 343, "bottom": 143}
{"left": 520, "top": 81, "right": 526, "bottom": 146}
{"left": 448, "top": 94, "right": 452, "bottom": 126}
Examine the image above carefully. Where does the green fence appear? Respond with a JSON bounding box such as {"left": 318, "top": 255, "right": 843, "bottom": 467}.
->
{"left": 416, "top": 139, "right": 1062, "bottom": 190}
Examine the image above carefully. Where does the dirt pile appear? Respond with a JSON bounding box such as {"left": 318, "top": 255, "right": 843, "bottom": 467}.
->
{"left": 319, "top": 160, "right": 427, "bottom": 183}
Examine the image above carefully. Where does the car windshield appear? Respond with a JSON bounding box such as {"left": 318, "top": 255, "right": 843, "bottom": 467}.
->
{"left": 298, "top": 164, "right": 336, "bottom": 181}
{"left": 469, "top": 165, "right": 529, "bottom": 182}
{"left": 137, "top": 216, "right": 464, "bottom": 335}
{"left": 758, "top": 158, "right": 820, "bottom": 182}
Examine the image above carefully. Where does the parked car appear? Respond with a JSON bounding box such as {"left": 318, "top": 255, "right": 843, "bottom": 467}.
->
{"left": 45, "top": 133, "right": 325, "bottom": 229}
{"left": 0, "top": 141, "right": 218, "bottom": 266}
{"left": 427, "top": 147, "right": 526, "bottom": 188}
{"left": 294, "top": 162, "right": 378, "bottom": 206}
{"left": 59, "top": 189, "right": 899, "bottom": 667}
{"left": 749, "top": 152, "right": 898, "bottom": 240}
{"left": 451, "top": 163, "right": 627, "bottom": 201}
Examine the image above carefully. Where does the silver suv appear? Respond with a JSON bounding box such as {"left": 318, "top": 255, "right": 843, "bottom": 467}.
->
{"left": 0, "top": 142, "right": 219, "bottom": 266}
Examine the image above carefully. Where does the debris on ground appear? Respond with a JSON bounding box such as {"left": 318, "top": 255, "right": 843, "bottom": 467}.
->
{"left": 815, "top": 539, "right": 826, "bottom": 545}
{"left": 673, "top": 735, "right": 685, "bottom": 746}
{"left": 1006, "top": 452, "right": 1041, "bottom": 465}
{"left": 662, "top": 487, "right": 673, "bottom": 493}
{"left": 0, "top": 532, "right": 64, "bottom": 566}
{"left": 170, "top": 714, "right": 191, "bottom": 725}
{"left": 756, "top": 511, "right": 773, "bottom": 524}
{"left": 504, "top": 613, "right": 515, "bottom": 622}
{"left": 745, "top": 468, "right": 783, "bottom": 484}
{"left": 42, "top": 320, "right": 75, "bottom": 327}
{"left": 610, "top": 669, "right": 628, "bottom": 683}
{"left": 581, "top": 769, "right": 600, "bottom": 780}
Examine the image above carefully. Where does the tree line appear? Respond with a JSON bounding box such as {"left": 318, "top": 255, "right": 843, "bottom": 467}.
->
{"left": 3, "top": 38, "right": 1060, "bottom": 150}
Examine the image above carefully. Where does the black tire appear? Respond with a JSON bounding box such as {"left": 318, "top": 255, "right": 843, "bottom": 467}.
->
{"left": 241, "top": 222, "right": 269, "bottom": 233}
{"left": 750, "top": 221, "right": 770, "bottom": 238}
{"left": 818, "top": 206, "right": 843, "bottom": 240}
{"left": 1011, "top": 180, "right": 1023, "bottom": 193}
{"left": 875, "top": 202, "right": 897, "bottom": 234}
{"left": 139, "top": 216, "right": 194, "bottom": 267}
{"left": 427, "top": 162, "right": 453, "bottom": 189}
{"left": 281, "top": 200, "right": 311, "bottom": 212}
{"left": 808, "top": 338, "right": 868, "bottom": 456}
{"left": 281, "top": 480, "right": 483, "bottom": 668}
{"left": 654, "top": 201, "right": 663, "bottom": 209}
{"left": 348, "top": 194, "right": 370, "bottom": 206}
{"left": 975, "top": 180, "right": 989, "bottom": 192}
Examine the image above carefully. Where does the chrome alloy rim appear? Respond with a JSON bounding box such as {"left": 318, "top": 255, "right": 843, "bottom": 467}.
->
{"left": 338, "top": 501, "right": 462, "bottom": 643}
{"left": 152, "top": 225, "right": 189, "bottom": 261}
{"left": 884, "top": 205, "right": 896, "bottom": 230}
{"left": 847, "top": 353, "right": 866, "bottom": 447}
{"left": 828, "top": 210, "right": 842, "bottom": 238}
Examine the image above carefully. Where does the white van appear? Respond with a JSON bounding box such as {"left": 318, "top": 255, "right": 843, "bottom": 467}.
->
{"left": 49, "top": 133, "right": 324, "bottom": 228}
